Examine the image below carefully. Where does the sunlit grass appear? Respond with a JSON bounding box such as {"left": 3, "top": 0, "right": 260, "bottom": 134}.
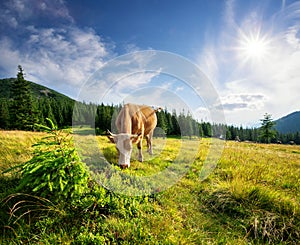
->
{"left": 0, "top": 131, "right": 45, "bottom": 172}
{"left": 1, "top": 129, "right": 300, "bottom": 244}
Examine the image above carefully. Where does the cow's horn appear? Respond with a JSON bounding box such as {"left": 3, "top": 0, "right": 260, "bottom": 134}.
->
{"left": 107, "top": 129, "right": 116, "bottom": 136}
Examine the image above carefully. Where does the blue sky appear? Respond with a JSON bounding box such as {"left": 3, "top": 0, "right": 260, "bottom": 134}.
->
{"left": 0, "top": 0, "right": 300, "bottom": 126}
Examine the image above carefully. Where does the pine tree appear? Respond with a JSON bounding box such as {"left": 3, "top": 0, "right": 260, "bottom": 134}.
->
{"left": 202, "top": 122, "right": 212, "bottom": 137}
{"left": 226, "top": 126, "right": 232, "bottom": 140}
{"left": 0, "top": 99, "right": 10, "bottom": 129}
{"left": 185, "top": 111, "right": 194, "bottom": 138}
{"left": 198, "top": 123, "right": 204, "bottom": 137}
{"left": 177, "top": 110, "right": 186, "bottom": 136}
{"left": 294, "top": 132, "right": 300, "bottom": 145}
{"left": 44, "top": 99, "right": 57, "bottom": 125}
{"left": 171, "top": 110, "right": 180, "bottom": 135}
{"left": 10, "top": 65, "right": 38, "bottom": 130}
{"left": 166, "top": 111, "right": 174, "bottom": 135}
{"left": 73, "top": 102, "right": 85, "bottom": 126}
{"left": 259, "top": 113, "right": 277, "bottom": 143}
{"left": 157, "top": 110, "right": 168, "bottom": 133}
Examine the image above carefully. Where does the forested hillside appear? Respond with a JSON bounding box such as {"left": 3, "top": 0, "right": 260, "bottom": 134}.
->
{"left": 0, "top": 78, "right": 72, "bottom": 101}
{"left": 1, "top": 70, "right": 299, "bottom": 144}
{"left": 0, "top": 77, "right": 253, "bottom": 140}
{"left": 0, "top": 76, "right": 75, "bottom": 129}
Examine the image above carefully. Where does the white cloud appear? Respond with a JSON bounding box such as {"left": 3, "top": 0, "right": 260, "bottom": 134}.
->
{"left": 0, "top": 0, "right": 112, "bottom": 98}
{"left": 0, "top": 38, "right": 21, "bottom": 70}
{"left": 195, "top": 107, "right": 211, "bottom": 122}
{"left": 219, "top": 94, "right": 266, "bottom": 111}
{"left": 79, "top": 69, "right": 163, "bottom": 104}
{"left": 1, "top": 0, "right": 74, "bottom": 25}
{"left": 123, "top": 71, "right": 160, "bottom": 88}
{"left": 123, "top": 43, "right": 141, "bottom": 53}
{"left": 0, "top": 25, "right": 111, "bottom": 97}
{"left": 285, "top": 25, "right": 300, "bottom": 49}
{"left": 125, "top": 87, "right": 183, "bottom": 108}
{"left": 197, "top": 45, "right": 219, "bottom": 87}
{"left": 224, "top": 0, "right": 236, "bottom": 27}
{"left": 175, "top": 86, "right": 184, "bottom": 92}
{"left": 197, "top": 0, "right": 300, "bottom": 125}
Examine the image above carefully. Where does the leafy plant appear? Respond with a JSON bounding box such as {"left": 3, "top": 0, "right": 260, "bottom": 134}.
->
{"left": 13, "top": 118, "right": 90, "bottom": 203}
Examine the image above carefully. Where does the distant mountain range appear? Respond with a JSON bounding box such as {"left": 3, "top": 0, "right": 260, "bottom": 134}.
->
{"left": 0, "top": 78, "right": 73, "bottom": 102}
{"left": 275, "top": 111, "right": 300, "bottom": 134}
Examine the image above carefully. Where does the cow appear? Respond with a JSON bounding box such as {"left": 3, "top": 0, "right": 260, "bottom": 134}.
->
{"left": 107, "top": 103, "right": 160, "bottom": 168}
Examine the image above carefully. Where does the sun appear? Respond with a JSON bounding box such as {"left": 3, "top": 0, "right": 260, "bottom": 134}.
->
{"left": 237, "top": 31, "right": 271, "bottom": 62}
{"left": 243, "top": 37, "right": 267, "bottom": 58}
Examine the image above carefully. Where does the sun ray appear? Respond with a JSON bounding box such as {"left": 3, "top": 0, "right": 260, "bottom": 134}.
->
{"left": 237, "top": 29, "right": 272, "bottom": 63}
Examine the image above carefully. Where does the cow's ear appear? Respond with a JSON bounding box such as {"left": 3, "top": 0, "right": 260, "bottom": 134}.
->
{"left": 107, "top": 135, "right": 115, "bottom": 143}
{"left": 130, "top": 132, "right": 142, "bottom": 143}
{"left": 130, "top": 134, "right": 138, "bottom": 140}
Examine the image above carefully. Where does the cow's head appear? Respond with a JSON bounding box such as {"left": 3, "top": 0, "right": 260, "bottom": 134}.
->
{"left": 107, "top": 130, "right": 141, "bottom": 168}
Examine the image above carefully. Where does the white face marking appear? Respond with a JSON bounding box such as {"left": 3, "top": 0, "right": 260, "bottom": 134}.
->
{"left": 114, "top": 134, "right": 133, "bottom": 167}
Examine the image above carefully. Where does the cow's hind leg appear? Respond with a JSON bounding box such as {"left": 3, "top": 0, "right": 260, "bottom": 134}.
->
{"left": 146, "top": 131, "right": 153, "bottom": 155}
{"left": 137, "top": 138, "right": 143, "bottom": 162}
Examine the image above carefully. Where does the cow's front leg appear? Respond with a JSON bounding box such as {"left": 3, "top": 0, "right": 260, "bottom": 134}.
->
{"left": 137, "top": 139, "right": 143, "bottom": 162}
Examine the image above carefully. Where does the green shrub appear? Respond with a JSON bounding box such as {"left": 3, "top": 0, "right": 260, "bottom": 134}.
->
{"left": 14, "top": 119, "right": 90, "bottom": 203}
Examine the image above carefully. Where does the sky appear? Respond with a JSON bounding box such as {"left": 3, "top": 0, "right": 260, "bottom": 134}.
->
{"left": 0, "top": 0, "right": 300, "bottom": 126}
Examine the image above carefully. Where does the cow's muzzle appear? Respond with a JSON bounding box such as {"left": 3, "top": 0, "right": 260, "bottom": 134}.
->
{"left": 119, "top": 164, "right": 129, "bottom": 169}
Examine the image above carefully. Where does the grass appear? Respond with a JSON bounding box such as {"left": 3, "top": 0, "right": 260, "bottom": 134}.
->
{"left": 1, "top": 129, "right": 300, "bottom": 244}
{"left": 0, "top": 130, "right": 46, "bottom": 172}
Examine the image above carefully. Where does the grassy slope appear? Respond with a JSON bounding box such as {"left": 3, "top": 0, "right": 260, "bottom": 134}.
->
{"left": 1, "top": 130, "right": 300, "bottom": 244}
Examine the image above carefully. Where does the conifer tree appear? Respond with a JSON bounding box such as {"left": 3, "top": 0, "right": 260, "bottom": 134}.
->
{"left": 171, "top": 110, "right": 180, "bottom": 135}
{"left": 166, "top": 111, "right": 174, "bottom": 135}
{"left": 10, "top": 65, "right": 38, "bottom": 130}
{"left": 202, "top": 122, "right": 212, "bottom": 137}
{"left": 259, "top": 113, "right": 276, "bottom": 143}
{"left": 185, "top": 111, "right": 194, "bottom": 137}
{"left": 0, "top": 99, "right": 10, "bottom": 129}
{"left": 157, "top": 110, "right": 168, "bottom": 133}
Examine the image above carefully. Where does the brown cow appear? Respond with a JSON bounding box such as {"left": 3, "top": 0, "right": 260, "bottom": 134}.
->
{"left": 108, "top": 103, "right": 159, "bottom": 168}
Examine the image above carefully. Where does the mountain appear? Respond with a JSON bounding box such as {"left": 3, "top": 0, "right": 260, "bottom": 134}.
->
{"left": 275, "top": 111, "right": 300, "bottom": 134}
{"left": 0, "top": 77, "right": 76, "bottom": 129}
{"left": 0, "top": 78, "right": 74, "bottom": 102}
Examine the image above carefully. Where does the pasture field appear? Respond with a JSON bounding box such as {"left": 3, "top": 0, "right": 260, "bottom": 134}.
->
{"left": 1, "top": 130, "right": 300, "bottom": 244}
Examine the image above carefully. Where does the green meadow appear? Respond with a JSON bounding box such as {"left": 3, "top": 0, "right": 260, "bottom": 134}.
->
{"left": 1, "top": 130, "right": 300, "bottom": 244}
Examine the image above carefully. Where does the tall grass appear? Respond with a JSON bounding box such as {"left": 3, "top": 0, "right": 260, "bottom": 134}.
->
{"left": 199, "top": 141, "right": 300, "bottom": 243}
{"left": 1, "top": 130, "right": 300, "bottom": 244}
{"left": 0, "top": 131, "right": 45, "bottom": 172}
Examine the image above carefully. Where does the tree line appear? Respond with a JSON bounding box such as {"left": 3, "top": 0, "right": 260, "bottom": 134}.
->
{"left": 1, "top": 66, "right": 299, "bottom": 145}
